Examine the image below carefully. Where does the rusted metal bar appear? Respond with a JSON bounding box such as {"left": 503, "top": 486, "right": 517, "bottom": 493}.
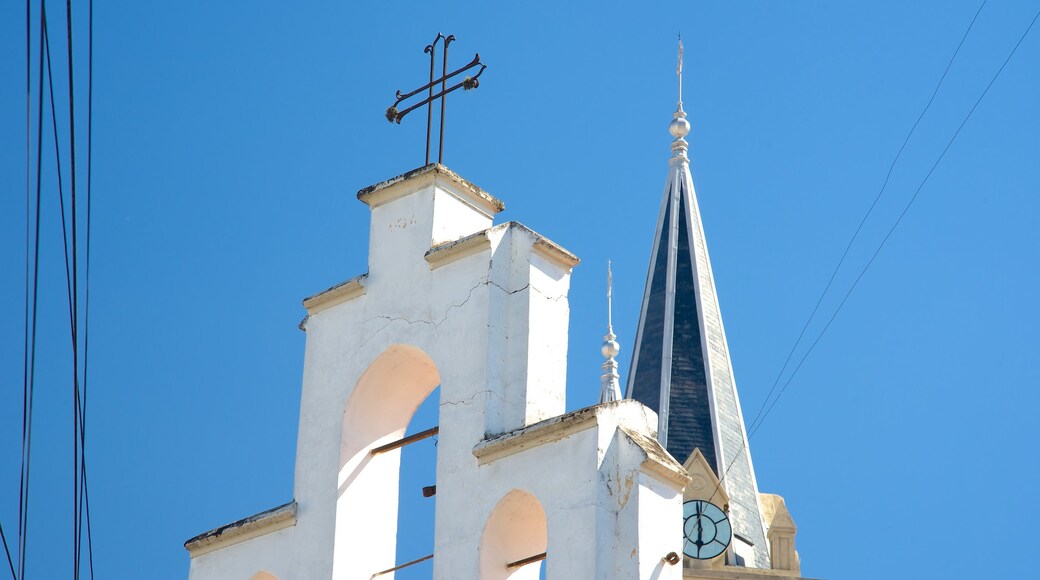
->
{"left": 438, "top": 35, "right": 455, "bottom": 164}
{"left": 370, "top": 426, "right": 439, "bottom": 455}
{"left": 371, "top": 553, "right": 434, "bottom": 577}
{"left": 391, "top": 53, "right": 480, "bottom": 106}
{"left": 506, "top": 552, "right": 546, "bottom": 569}
{"left": 422, "top": 34, "right": 443, "bottom": 165}
{"left": 391, "top": 67, "right": 485, "bottom": 123}
{"left": 422, "top": 485, "right": 437, "bottom": 497}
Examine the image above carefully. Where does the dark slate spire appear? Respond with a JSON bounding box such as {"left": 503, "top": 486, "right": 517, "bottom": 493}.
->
{"left": 625, "top": 41, "right": 770, "bottom": 568}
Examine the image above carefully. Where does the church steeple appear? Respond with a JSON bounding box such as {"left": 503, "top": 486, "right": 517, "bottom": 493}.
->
{"left": 626, "top": 40, "right": 771, "bottom": 568}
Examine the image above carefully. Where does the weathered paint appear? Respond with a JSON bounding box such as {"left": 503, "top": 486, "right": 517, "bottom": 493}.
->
{"left": 185, "top": 165, "right": 811, "bottom": 580}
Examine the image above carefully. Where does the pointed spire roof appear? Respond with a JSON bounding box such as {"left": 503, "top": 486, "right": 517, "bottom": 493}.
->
{"left": 625, "top": 40, "right": 771, "bottom": 568}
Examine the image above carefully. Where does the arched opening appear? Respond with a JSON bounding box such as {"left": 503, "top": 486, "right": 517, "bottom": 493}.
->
{"left": 333, "top": 344, "right": 441, "bottom": 579}
{"left": 480, "top": 489, "right": 548, "bottom": 580}
{"left": 249, "top": 573, "right": 277, "bottom": 580}
{"left": 393, "top": 385, "right": 440, "bottom": 578}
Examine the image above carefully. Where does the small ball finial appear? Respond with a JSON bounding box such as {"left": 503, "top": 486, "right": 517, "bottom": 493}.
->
{"left": 669, "top": 115, "right": 690, "bottom": 139}
{"left": 602, "top": 337, "right": 620, "bottom": 359}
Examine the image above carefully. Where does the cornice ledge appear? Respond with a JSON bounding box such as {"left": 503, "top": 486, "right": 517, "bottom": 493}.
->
{"left": 505, "top": 221, "right": 581, "bottom": 270}
{"left": 683, "top": 568, "right": 817, "bottom": 579}
{"left": 184, "top": 500, "right": 297, "bottom": 558}
{"left": 302, "top": 273, "right": 368, "bottom": 315}
{"left": 357, "top": 164, "right": 504, "bottom": 216}
{"left": 425, "top": 228, "right": 495, "bottom": 269}
{"left": 619, "top": 426, "right": 691, "bottom": 489}
{"left": 473, "top": 404, "right": 602, "bottom": 465}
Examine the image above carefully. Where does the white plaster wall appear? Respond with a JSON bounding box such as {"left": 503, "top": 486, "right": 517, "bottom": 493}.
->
{"left": 260, "top": 175, "right": 506, "bottom": 579}
{"left": 304, "top": 173, "right": 574, "bottom": 579}
{"left": 187, "top": 526, "right": 295, "bottom": 580}
{"left": 329, "top": 344, "right": 439, "bottom": 574}
{"left": 188, "top": 170, "right": 688, "bottom": 580}
{"left": 479, "top": 489, "right": 548, "bottom": 579}
{"left": 522, "top": 252, "right": 570, "bottom": 425}
{"left": 635, "top": 473, "right": 684, "bottom": 580}
{"left": 482, "top": 228, "right": 570, "bottom": 437}
{"left": 593, "top": 406, "right": 682, "bottom": 580}
{"left": 286, "top": 295, "right": 370, "bottom": 579}
{"left": 431, "top": 187, "right": 494, "bottom": 245}
{"left": 459, "top": 427, "right": 601, "bottom": 579}
{"left": 449, "top": 402, "right": 683, "bottom": 580}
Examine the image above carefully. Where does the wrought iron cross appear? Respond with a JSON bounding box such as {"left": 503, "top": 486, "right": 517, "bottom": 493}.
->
{"left": 385, "top": 34, "right": 486, "bottom": 166}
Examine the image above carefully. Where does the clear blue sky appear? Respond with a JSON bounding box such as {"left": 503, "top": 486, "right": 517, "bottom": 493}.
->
{"left": 2, "top": 1, "right": 1038, "bottom": 579}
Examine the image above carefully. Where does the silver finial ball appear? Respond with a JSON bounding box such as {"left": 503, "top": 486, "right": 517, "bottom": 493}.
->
{"left": 669, "top": 116, "right": 690, "bottom": 139}
{"left": 602, "top": 339, "right": 620, "bottom": 358}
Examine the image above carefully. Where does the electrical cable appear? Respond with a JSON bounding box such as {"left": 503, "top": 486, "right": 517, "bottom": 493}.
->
{"left": 707, "top": 3, "right": 1039, "bottom": 510}
{"left": 18, "top": 0, "right": 33, "bottom": 577}
{"left": 21, "top": 2, "right": 31, "bottom": 565}
{"left": 748, "top": 6, "right": 1040, "bottom": 439}
{"left": 17, "top": 2, "right": 98, "bottom": 577}
{"left": 744, "top": 0, "right": 989, "bottom": 439}
{"left": 1, "top": 521, "right": 15, "bottom": 580}
{"left": 80, "top": 466, "right": 94, "bottom": 579}
{"left": 18, "top": 4, "right": 48, "bottom": 578}
{"left": 44, "top": 19, "right": 75, "bottom": 332}
{"left": 62, "top": 0, "right": 83, "bottom": 575}
{"left": 80, "top": 0, "right": 95, "bottom": 574}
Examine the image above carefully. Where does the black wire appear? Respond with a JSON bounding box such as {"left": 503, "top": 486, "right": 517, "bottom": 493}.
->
{"left": 44, "top": 20, "right": 76, "bottom": 334}
{"left": 18, "top": 0, "right": 34, "bottom": 576}
{"left": 0, "top": 523, "right": 14, "bottom": 580}
{"left": 62, "top": 0, "right": 83, "bottom": 575}
{"left": 18, "top": 4, "right": 48, "bottom": 578}
{"left": 80, "top": 465, "right": 94, "bottom": 579}
{"left": 44, "top": 44, "right": 85, "bottom": 575}
{"left": 708, "top": 2, "right": 1038, "bottom": 509}
{"left": 744, "top": 0, "right": 989, "bottom": 438}
{"left": 749, "top": 6, "right": 1040, "bottom": 439}
{"left": 81, "top": 0, "right": 95, "bottom": 575}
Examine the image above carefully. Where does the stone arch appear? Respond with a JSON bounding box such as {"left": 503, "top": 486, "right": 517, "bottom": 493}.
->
{"left": 480, "top": 489, "right": 548, "bottom": 580}
{"left": 333, "top": 344, "right": 441, "bottom": 578}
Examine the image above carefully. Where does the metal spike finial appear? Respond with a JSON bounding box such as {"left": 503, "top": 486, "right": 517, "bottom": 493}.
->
{"left": 669, "top": 34, "right": 691, "bottom": 158}
{"left": 677, "top": 33, "right": 684, "bottom": 106}
{"left": 599, "top": 261, "right": 623, "bottom": 404}
{"left": 607, "top": 260, "right": 614, "bottom": 329}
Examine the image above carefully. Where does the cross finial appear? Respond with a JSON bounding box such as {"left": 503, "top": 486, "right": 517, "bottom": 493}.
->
{"left": 599, "top": 260, "right": 623, "bottom": 404}
{"left": 385, "top": 34, "right": 487, "bottom": 166}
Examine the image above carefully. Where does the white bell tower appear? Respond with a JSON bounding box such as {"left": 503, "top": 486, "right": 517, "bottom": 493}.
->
{"left": 185, "top": 163, "right": 691, "bottom": 579}
{"left": 184, "top": 40, "right": 820, "bottom": 580}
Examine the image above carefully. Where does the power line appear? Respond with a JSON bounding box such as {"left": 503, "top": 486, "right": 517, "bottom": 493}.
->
{"left": 744, "top": 0, "right": 989, "bottom": 439}
{"left": 709, "top": 2, "right": 1038, "bottom": 508}
{"left": 21, "top": 1, "right": 31, "bottom": 564}
{"left": 43, "top": 16, "right": 75, "bottom": 333}
{"left": 79, "top": 466, "right": 94, "bottom": 579}
{"left": 749, "top": 5, "right": 1040, "bottom": 439}
{"left": 18, "top": 3, "right": 48, "bottom": 577}
{"left": 19, "top": 0, "right": 31, "bottom": 578}
{"left": 1, "top": 521, "right": 14, "bottom": 580}
{"left": 62, "top": 0, "right": 85, "bottom": 574}
{"left": 80, "top": 0, "right": 95, "bottom": 573}
{"left": 18, "top": 3, "right": 97, "bottom": 577}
